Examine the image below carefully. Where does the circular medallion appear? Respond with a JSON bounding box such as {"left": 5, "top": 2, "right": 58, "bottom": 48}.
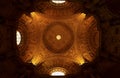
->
{"left": 43, "top": 22, "right": 74, "bottom": 53}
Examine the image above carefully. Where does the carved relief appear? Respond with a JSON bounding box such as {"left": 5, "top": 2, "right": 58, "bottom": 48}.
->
{"left": 16, "top": 1, "right": 101, "bottom": 75}
{"left": 43, "top": 22, "right": 74, "bottom": 53}
{"left": 77, "top": 16, "right": 99, "bottom": 62}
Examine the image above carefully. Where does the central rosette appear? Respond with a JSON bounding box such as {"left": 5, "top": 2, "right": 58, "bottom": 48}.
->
{"left": 43, "top": 22, "right": 74, "bottom": 53}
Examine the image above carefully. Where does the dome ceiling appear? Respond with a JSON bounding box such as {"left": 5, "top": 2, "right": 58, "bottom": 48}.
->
{"left": 17, "top": 1, "right": 99, "bottom": 75}
{"left": 0, "top": 0, "right": 120, "bottom": 77}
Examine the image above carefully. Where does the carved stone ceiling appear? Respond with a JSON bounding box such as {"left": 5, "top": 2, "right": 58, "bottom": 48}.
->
{"left": 17, "top": 1, "right": 99, "bottom": 75}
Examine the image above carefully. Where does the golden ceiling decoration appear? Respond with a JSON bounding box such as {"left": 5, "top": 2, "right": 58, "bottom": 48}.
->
{"left": 17, "top": 1, "right": 100, "bottom": 75}
{"left": 43, "top": 22, "right": 74, "bottom": 53}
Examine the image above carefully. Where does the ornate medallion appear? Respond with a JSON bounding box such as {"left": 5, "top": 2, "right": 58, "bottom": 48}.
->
{"left": 43, "top": 22, "right": 74, "bottom": 53}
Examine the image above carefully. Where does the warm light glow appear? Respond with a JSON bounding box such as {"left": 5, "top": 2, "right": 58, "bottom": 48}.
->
{"left": 52, "top": 0, "right": 66, "bottom": 4}
{"left": 16, "top": 31, "right": 21, "bottom": 45}
{"left": 77, "top": 13, "right": 86, "bottom": 21}
{"left": 51, "top": 71, "right": 65, "bottom": 76}
{"left": 50, "top": 67, "right": 66, "bottom": 76}
{"left": 30, "top": 12, "right": 39, "bottom": 19}
{"left": 30, "top": 12, "right": 41, "bottom": 21}
{"left": 31, "top": 55, "right": 42, "bottom": 65}
{"left": 75, "top": 56, "right": 85, "bottom": 65}
{"left": 56, "top": 35, "right": 61, "bottom": 40}
{"left": 81, "top": 13, "right": 86, "bottom": 18}
{"left": 30, "top": 12, "right": 36, "bottom": 17}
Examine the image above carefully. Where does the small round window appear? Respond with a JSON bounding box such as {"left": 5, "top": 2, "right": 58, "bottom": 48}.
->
{"left": 16, "top": 31, "right": 21, "bottom": 45}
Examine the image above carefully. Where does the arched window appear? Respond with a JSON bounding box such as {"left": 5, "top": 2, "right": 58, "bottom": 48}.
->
{"left": 51, "top": 71, "right": 65, "bottom": 76}
{"left": 52, "top": 0, "right": 66, "bottom": 4}
{"left": 16, "top": 31, "right": 21, "bottom": 45}
{"left": 50, "top": 67, "right": 66, "bottom": 76}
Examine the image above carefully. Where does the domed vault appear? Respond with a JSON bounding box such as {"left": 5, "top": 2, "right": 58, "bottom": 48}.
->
{"left": 17, "top": 0, "right": 100, "bottom": 76}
